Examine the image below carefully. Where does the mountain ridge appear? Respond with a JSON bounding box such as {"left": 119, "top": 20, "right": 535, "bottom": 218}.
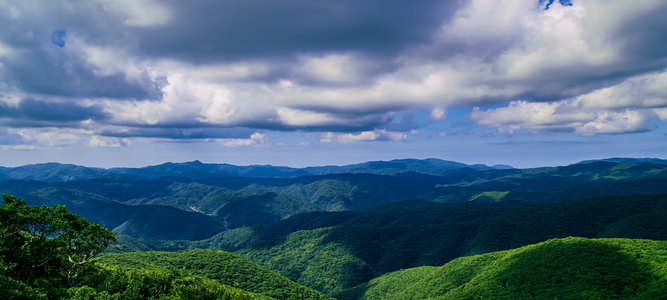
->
{"left": 1, "top": 158, "right": 514, "bottom": 181}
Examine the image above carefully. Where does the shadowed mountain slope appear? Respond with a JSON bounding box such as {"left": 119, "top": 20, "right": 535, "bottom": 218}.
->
{"left": 20, "top": 186, "right": 224, "bottom": 241}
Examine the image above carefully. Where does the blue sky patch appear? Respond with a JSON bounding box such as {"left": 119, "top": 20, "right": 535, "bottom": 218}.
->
{"left": 541, "top": 0, "right": 573, "bottom": 10}
{"left": 51, "top": 30, "right": 66, "bottom": 47}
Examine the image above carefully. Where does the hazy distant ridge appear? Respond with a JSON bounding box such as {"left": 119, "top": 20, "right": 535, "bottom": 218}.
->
{"left": 0, "top": 158, "right": 513, "bottom": 182}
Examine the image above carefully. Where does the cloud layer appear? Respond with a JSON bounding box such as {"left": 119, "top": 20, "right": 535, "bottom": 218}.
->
{"left": 0, "top": 0, "right": 666, "bottom": 150}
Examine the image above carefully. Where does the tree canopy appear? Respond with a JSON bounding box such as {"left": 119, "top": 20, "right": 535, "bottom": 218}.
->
{"left": 0, "top": 193, "right": 116, "bottom": 294}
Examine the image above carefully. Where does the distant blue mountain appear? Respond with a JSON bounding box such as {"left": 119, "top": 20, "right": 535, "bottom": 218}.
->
{"left": 1, "top": 157, "right": 663, "bottom": 182}
{"left": 574, "top": 158, "right": 667, "bottom": 166}
{"left": 0, "top": 162, "right": 118, "bottom": 182}
{"left": 0, "top": 158, "right": 514, "bottom": 181}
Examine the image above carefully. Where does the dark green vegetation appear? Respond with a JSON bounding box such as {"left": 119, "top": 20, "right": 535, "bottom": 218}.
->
{"left": 339, "top": 237, "right": 667, "bottom": 299}
{"left": 0, "top": 193, "right": 115, "bottom": 298}
{"left": 2, "top": 158, "right": 667, "bottom": 299}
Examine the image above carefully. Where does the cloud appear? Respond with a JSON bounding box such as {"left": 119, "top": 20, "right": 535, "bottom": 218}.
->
{"left": 2, "top": 37, "right": 163, "bottom": 100}
{"left": 469, "top": 69, "right": 667, "bottom": 135}
{"left": 103, "top": 0, "right": 172, "bottom": 27}
{"left": 218, "top": 132, "right": 268, "bottom": 146}
{"left": 130, "top": 0, "right": 454, "bottom": 62}
{"left": 0, "top": 0, "right": 165, "bottom": 100}
{"left": 430, "top": 107, "right": 447, "bottom": 121}
{"left": 10, "top": 128, "right": 85, "bottom": 147}
{"left": 320, "top": 130, "right": 406, "bottom": 143}
{"left": 1, "top": 145, "right": 36, "bottom": 151}
{"left": 437, "top": 129, "right": 493, "bottom": 138}
{"left": 575, "top": 110, "right": 653, "bottom": 135}
{"left": 0, "top": 128, "right": 25, "bottom": 145}
{"left": 0, "top": 0, "right": 666, "bottom": 148}
{"left": 96, "top": 126, "right": 256, "bottom": 140}
{"left": 89, "top": 135, "right": 131, "bottom": 147}
{"left": 0, "top": 99, "right": 109, "bottom": 127}
{"left": 470, "top": 102, "right": 655, "bottom": 135}
{"left": 655, "top": 108, "right": 667, "bottom": 121}
{"left": 412, "top": 0, "right": 667, "bottom": 103}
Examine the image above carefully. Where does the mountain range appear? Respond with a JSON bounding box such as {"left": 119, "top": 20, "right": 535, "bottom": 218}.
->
{"left": 2, "top": 157, "right": 666, "bottom": 299}
{"left": 0, "top": 158, "right": 515, "bottom": 182}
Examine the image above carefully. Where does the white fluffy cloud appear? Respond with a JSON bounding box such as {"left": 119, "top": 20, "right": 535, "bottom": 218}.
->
{"left": 89, "top": 135, "right": 131, "bottom": 147}
{"left": 470, "top": 69, "right": 667, "bottom": 135}
{"left": 320, "top": 130, "right": 406, "bottom": 143}
{"left": 298, "top": 54, "right": 363, "bottom": 84}
{"left": 218, "top": 132, "right": 268, "bottom": 146}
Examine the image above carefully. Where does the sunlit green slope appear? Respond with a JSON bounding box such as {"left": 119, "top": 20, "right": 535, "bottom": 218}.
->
{"left": 96, "top": 249, "right": 333, "bottom": 300}
{"left": 339, "top": 237, "right": 667, "bottom": 300}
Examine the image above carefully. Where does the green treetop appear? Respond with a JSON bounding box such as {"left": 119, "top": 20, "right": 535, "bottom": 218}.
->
{"left": 0, "top": 193, "right": 116, "bottom": 290}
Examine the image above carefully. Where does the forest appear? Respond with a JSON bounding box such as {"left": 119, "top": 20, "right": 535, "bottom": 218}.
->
{"left": 1, "top": 158, "right": 666, "bottom": 299}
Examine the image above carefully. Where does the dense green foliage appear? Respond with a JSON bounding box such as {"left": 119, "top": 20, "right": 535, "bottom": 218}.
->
{"left": 237, "top": 228, "right": 379, "bottom": 294}
{"left": 0, "top": 193, "right": 116, "bottom": 297}
{"left": 96, "top": 250, "right": 333, "bottom": 300}
{"left": 105, "top": 235, "right": 160, "bottom": 253}
{"left": 466, "top": 194, "right": 667, "bottom": 254}
{"left": 68, "top": 266, "right": 268, "bottom": 300}
{"left": 339, "top": 237, "right": 667, "bottom": 299}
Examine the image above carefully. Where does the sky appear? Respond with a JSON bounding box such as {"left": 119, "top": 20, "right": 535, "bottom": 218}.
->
{"left": 0, "top": 0, "right": 666, "bottom": 169}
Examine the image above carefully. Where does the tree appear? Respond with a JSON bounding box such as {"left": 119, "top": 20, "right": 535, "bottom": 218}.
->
{"left": 0, "top": 193, "right": 116, "bottom": 290}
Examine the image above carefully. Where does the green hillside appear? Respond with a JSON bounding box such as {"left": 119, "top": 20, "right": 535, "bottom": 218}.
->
{"left": 221, "top": 194, "right": 667, "bottom": 295}
{"left": 339, "top": 237, "right": 667, "bottom": 300}
{"left": 236, "top": 227, "right": 380, "bottom": 295}
{"left": 230, "top": 202, "right": 520, "bottom": 294}
{"left": 96, "top": 250, "right": 333, "bottom": 300}
{"left": 69, "top": 267, "right": 271, "bottom": 300}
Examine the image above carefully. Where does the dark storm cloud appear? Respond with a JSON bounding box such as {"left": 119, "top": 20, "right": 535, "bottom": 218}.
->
{"left": 612, "top": 4, "right": 667, "bottom": 66}
{"left": 0, "top": 1, "right": 163, "bottom": 101}
{"left": 4, "top": 48, "right": 163, "bottom": 100}
{"left": 0, "top": 99, "right": 109, "bottom": 126}
{"left": 235, "top": 110, "right": 395, "bottom": 133}
{"left": 98, "top": 127, "right": 255, "bottom": 140}
{"left": 134, "top": 0, "right": 457, "bottom": 62}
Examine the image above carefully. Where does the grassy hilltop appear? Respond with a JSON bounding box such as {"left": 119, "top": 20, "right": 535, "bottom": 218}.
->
{"left": 339, "top": 237, "right": 667, "bottom": 300}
